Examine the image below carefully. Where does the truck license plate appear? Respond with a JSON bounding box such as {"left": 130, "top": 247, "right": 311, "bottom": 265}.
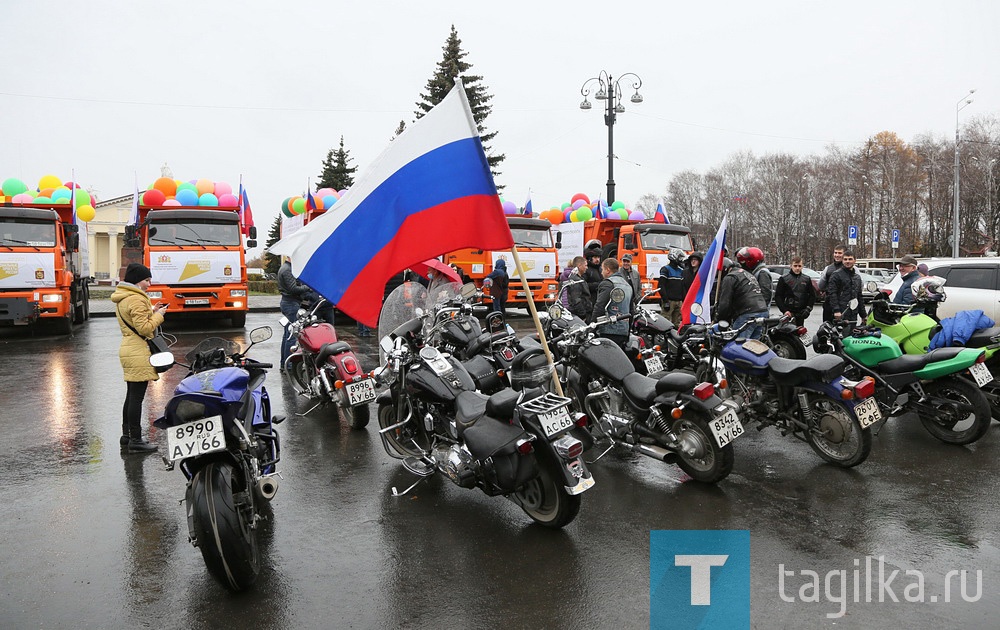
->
{"left": 185, "top": 299, "right": 210, "bottom": 306}
{"left": 346, "top": 379, "right": 376, "bottom": 405}
{"left": 709, "top": 408, "right": 744, "bottom": 447}
{"left": 165, "top": 416, "right": 225, "bottom": 461}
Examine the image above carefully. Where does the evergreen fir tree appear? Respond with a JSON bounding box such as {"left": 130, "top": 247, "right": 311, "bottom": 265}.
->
{"left": 391, "top": 120, "right": 406, "bottom": 141}
{"left": 415, "top": 25, "right": 504, "bottom": 185}
{"left": 264, "top": 215, "right": 282, "bottom": 275}
{"left": 317, "top": 136, "right": 358, "bottom": 190}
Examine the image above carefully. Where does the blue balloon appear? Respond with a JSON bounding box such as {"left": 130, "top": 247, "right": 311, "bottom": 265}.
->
{"left": 322, "top": 195, "right": 337, "bottom": 208}
{"left": 199, "top": 193, "right": 219, "bottom": 207}
{"left": 176, "top": 189, "right": 199, "bottom": 206}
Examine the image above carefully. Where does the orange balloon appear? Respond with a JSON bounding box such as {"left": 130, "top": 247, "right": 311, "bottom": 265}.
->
{"left": 195, "top": 178, "right": 214, "bottom": 196}
{"left": 153, "top": 177, "right": 177, "bottom": 196}
{"left": 39, "top": 188, "right": 55, "bottom": 198}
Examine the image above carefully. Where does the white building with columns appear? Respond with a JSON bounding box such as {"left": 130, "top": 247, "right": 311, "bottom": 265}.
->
{"left": 89, "top": 194, "right": 132, "bottom": 284}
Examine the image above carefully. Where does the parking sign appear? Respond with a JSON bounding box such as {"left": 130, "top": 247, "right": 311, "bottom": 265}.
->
{"left": 892, "top": 229, "right": 900, "bottom": 249}
{"left": 848, "top": 225, "right": 858, "bottom": 245}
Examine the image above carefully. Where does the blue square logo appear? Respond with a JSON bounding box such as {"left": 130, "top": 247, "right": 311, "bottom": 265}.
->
{"left": 650, "top": 530, "right": 750, "bottom": 630}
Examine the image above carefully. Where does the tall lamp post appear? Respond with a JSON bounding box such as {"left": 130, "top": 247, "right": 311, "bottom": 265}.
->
{"left": 579, "top": 71, "right": 644, "bottom": 205}
{"left": 953, "top": 88, "right": 976, "bottom": 257}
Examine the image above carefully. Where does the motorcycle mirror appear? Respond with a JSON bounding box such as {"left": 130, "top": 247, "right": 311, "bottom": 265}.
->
{"left": 249, "top": 326, "right": 273, "bottom": 344}
{"left": 379, "top": 335, "right": 394, "bottom": 355}
{"left": 690, "top": 303, "right": 704, "bottom": 317}
{"left": 849, "top": 298, "right": 860, "bottom": 310}
{"left": 547, "top": 304, "right": 564, "bottom": 320}
{"left": 296, "top": 308, "right": 307, "bottom": 318}
{"left": 149, "top": 351, "right": 175, "bottom": 371}
{"left": 278, "top": 316, "right": 289, "bottom": 327}
{"left": 865, "top": 281, "right": 878, "bottom": 294}
{"left": 414, "top": 307, "right": 425, "bottom": 318}
{"left": 460, "top": 282, "right": 477, "bottom": 298}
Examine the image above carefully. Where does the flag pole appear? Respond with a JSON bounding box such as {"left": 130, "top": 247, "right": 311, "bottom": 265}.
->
{"left": 509, "top": 245, "right": 564, "bottom": 396}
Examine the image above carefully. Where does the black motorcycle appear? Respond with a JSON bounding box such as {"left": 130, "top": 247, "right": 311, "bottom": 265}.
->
{"left": 152, "top": 327, "right": 283, "bottom": 591}
{"left": 373, "top": 280, "right": 594, "bottom": 528}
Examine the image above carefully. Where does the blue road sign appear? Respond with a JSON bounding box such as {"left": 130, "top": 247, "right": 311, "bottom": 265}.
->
{"left": 848, "top": 225, "right": 858, "bottom": 245}
{"left": 892, "top": 229, "right": 900, "bottom": 243}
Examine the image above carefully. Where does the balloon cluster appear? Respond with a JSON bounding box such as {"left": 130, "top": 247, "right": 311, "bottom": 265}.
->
{"left": 0, "top": 174, "right": 96, "bottom": 221}
{"left": 281, "top": 187, "right": 349, "bottom": 218}
{"left": 536, "top": 193, "right": 645, "bottom": 225}
{"left": 143, "top": 177, "right": 239, "bottom": 208}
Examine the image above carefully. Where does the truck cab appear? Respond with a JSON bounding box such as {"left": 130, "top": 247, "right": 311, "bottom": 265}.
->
{"left": 618, "top": 223, "right": 695, "bottom": 295}
{"left": 0, "top": 204, "right": 90, "bottom": 333}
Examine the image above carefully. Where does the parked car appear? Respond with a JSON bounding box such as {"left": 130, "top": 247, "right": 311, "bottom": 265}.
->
{"left": 857, "top": 272, "right": 887, "bottom": 302}
{"left": 859, "top": 267, "right": 895, "bottom": 283}
{"left": 883, "top": 257, "right": 1000, "bottom": 320}
{"left": 766, "top": 265, "right": 822, "bottom": 295}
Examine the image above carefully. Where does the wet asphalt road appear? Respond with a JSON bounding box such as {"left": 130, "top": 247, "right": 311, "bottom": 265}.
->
{"left": 1, "top": 310, "right": 999, "bottom": 629}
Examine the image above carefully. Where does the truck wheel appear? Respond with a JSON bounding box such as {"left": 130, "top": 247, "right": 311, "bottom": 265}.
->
{"left": 231, "top": 311, "right": 247, "bottom": 328}
{"left": 81, "top": 284, "right": 90, "bottom": 321}
{"left": 601, "top": 243, "right": 617, "bottom": 261}
{"left": 73, "top": 285, "right": 88, "bottom": 324}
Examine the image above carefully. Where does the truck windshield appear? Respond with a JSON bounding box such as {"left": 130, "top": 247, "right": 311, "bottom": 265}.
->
{"left": 0, "top": 219, "right": 56, "bottom": 247}
{"left": 510, "top": 228, "right": 551, "bottom": 248}
{"left": 149, "top": 221, "right": 241, "bottom": 246}
{"left": 638, "top": 231, "right": 692, "bottom": 251}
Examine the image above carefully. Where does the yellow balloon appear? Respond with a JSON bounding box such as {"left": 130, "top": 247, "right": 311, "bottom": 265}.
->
{"left": 38, "top": 174, "right": 62, "bottom": 190}
{"left": 76, "top": 204, "right": 96, "bottom": 222}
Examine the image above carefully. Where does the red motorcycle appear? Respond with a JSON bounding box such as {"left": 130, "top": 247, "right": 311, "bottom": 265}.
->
{"left": 281, "top": 299, "right": 372, "bottom": 429}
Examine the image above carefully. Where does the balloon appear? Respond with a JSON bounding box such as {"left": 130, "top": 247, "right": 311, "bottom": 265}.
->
{"left": 322, "top": 195, "right": 337, "bottom": 208}
{"left": 617, "top": 209, "right": 630, "bottom": 220}
{"left": 214, "top": 181, "right": 232, "bottom": 197}
{"left": 64, "top": 181, "right": 81, "bottom": 189}
{"left": 38, "top": 174, "right": 62, "bottom": 190}
{"left": 571, "top": 193, "right": 590, "bottom": 205}
{"left": 561, "top": 202, "right": 571, "bottom": 210}
{"left": 572, "top": 199, "right": 586, "bottom": 210}
{"left": 153, "top": 177, "right": 177, "bottom": 196}
{"left": 502, "top": 200, "right": 518, "bottom": 215}
{"left": 611, "top": 200, "right": 626, "bottom": 210}
{"left": 76, "top": 204, "right": 95, "bottom": 222}
{"left": 163, "top": 199, "right": 182, "bottom": 207}
{"left": 312, "top": 196, "right": 325, "bottom": 210}
{"left": 564, "top": 209, "right": 573, "bottom": 222}
{"left": 51, "top": 188, "right": 72, "bottom": 202}
{"left": 33, "top": 196, "right": 52, "bottom": 203}
{"left": 143, "top": 189, "right": 167, "bottom": 206}
{"left": 12, "top": 193, "right": 34, "bottom": 204}
{"left": 39, "top": 188, "right": 56, "bottom": 199}
{"left": 217, "top": 193, "right": 239, "bottom": 207}
{"left": 629, "top": 211, "right": 645, "bottom": 220}
{"left": 195, "top": 179, "right": 214, "bottom": 196}
{"left": 338, "top": 189, "right": 348, "bottom": 196}
{"left": 74, "top": 189, "right": 91, "bottom": 208}
{"left": 281, "top": 204, "right": 294, "bottom": 218}
{"left": 291, "top": 198, "right": 306, "bottom": 215}
{"left": 2, "top": 178, "right": 28, "bottom": 196}
{"left": 53, "top": 198, "right": 71, "bottom": 204}
{"left": 199, "top": 193, "right": 219, "bottom": 206}
{"left": 578, "top": 208, "right": 593, "bottom": 222}
{"left": 317, "top": 187, "right": 335, "bottom": 198}
{"left": 175, "top": 189, "right": 200, "bottom": 205}
{"left": 548, "top": 211, "right": 564, "bottom": 225}
{"left": 177, "top": 182, "right": 198, "bottom": 195}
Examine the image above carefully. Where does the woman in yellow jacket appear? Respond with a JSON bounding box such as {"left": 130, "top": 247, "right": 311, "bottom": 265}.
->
{"left": 112, "top": 263, "right": 167, "bottom": 453}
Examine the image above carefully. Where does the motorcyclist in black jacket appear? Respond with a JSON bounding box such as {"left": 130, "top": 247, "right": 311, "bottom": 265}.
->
{"left": 775, "top": 256, "right": 817, "bottom": 326}
{"left": 716, "top": 257, "right": 769, "bottom": 339}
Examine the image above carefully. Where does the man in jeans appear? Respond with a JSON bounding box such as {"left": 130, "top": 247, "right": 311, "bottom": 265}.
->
{"left": 818, "top": 244, "right": 845, "bottom": 322}
{"left": 278, "top": 257, "right": 313, "bottom": 371}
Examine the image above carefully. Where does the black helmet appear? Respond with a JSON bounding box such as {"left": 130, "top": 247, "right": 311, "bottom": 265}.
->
{"left": 720, "top": 257, "right": 737, "bottom": 272}
{"left": 668, "top": 248, "right": 687, "bottom": 265}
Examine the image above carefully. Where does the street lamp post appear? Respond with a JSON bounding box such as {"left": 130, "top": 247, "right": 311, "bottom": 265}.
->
{"left": 580, "top": 71, "right": 644, "bottom": 205}
{"left": 953, "top": 88, "right": 976, "bottom": 258}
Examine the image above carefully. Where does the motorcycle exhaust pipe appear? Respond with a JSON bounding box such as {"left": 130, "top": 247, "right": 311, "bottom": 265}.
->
{"left": 256, "top": 474, "right": 279, "bottom": 501}
{"left": 624, "top": 441, "right": 675, "bottom": 462}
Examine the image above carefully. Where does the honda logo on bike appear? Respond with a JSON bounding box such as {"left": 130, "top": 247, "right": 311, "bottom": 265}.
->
{"left": 650, "top": 530, "right": 750, "bottom": 629}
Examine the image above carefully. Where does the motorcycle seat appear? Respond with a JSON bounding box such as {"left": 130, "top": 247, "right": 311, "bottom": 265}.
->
{"left": 877, "top": 347, "right": 966, "bottom": 374}
{"left": 455, "top": 390, "right": 490, "bottom": 431}
{"left": 622, "top": 372, "right": 658, "bottom": 404}
{"left": 655, "top": 372, "right": 698, "bottom": 394}
{"left": 316, "top": 341, "right": 352, "bottom": 365}
{"left": 966, "top": 326, "right": 1000, "bottom": 348}
{"left": 486, "top": 388, "right": 521, "bottom": 420}
{"left": 466, "top": 331, "right": 490, "bottom": 357}
{"left": 463, "top": 417, "right": 529, "bottom": 461}
{"left": 768, "top": 354, "right": 844, "bottom": 385}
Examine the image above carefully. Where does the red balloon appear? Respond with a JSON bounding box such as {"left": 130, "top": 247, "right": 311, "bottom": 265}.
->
{"left": 571, "top": 192, "right": 591, "bottom": 205}
{"left": 143, "top": 188, "right": 167, "bottom": 206}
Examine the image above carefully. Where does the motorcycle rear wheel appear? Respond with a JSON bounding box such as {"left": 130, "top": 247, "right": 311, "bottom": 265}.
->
{"left": 768, "top": 334, "right": 807, "bottom": 360}
{"left": 341, "top": 402, "right": 370, "bottom": 430}
{"left": 919, "top": 377, "right": 991, "bottom": 445}
{"left": 513, "top": 448, "right": 580, "bottom": 528}
{"left": 188, "top": 461, "right": 260, "bottom": 592}
{"left": 804, "top": 395, "right": 872, "bottom": 467}
{"left": 672, "top": 414, "right": 734, "bottom": 483}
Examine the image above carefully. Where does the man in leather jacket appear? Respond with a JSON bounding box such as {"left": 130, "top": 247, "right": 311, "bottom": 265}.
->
{"left": 775, "top": 256, "right": 817, "bottom": 326}
{"left": 818, "top": 244, "right": 845, "bottom": 322}
{"left": 591, "top": 258, "right": 633, "bottom": 350}
{"left": 583, "top": 247, "right": 604, "bottom": 299}
{"left": 829, "top": 250, "right": 866, "bottom": 324}
{"left": 716, "top": 259, "right": 769, "bottom": 339}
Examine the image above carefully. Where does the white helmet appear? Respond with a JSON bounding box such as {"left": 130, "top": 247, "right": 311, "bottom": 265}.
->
{"left": 912, "top": 275, "right": 946, "bottom": 302}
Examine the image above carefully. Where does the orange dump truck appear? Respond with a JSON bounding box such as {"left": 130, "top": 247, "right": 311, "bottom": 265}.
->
{"left": 0, "top": 203, "right": 91, "bottom": 333}
{"left": 554, "top": 218, "right": 694, "bottom": 298}
{"left": 122, "top": 205, "right": 256, "bottom": 327}
{"left": 444, "top": 216, "right": 561, "bottom": 307}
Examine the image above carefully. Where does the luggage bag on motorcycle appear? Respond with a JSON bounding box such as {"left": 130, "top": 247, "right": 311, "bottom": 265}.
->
{"left": 464, "top": 419, "right": 538, "bottom": 492}
{"left": 462, "top": 355, "right": 505, "bottom": 395}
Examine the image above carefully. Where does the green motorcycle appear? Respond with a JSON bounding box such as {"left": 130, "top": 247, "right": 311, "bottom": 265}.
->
{"left": 813, "top": 319, "right": 992, "bottom": 445}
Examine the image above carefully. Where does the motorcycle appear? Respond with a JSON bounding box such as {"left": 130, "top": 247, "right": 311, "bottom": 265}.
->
{"left": 373, "top": 279, "right": 594, "bottom": 528}
{"left": 544, "top": 302, "right": 740, "bottom": 484}
{"left": 813, "top": 311, "right": 992, "bottom": 445}
{"left": 151, "top": 327, "right": 283, "bottom": 591}
{"left": 281, "top": 298, "right": 372, "bottom": 428}
{"left": 694, "top": 309, "right": 878, "bottom": 468}
{"left": 760, "top": 314, "right": 809, "bottom": 360}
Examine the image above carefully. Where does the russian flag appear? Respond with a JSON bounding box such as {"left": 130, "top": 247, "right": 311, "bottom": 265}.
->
{"left": 524, "top": 192, "right": 533, "bottom": 216}
{"left": 654, "top": 202, "right": 669, "bottom": 224}
{"left": 128, "top": 181, "right": 140, "bottom": 227}
{"left": 305, "top": 189, "right": 317, "bottom": 212}
{"left": 680, "top": 213, "right": 727, "bottom": 326}
{"left": 238, "top": 183, "right": 254, "bottom": 236}
{"left": 270, "top": 79, "right": 514, "bottom": 326}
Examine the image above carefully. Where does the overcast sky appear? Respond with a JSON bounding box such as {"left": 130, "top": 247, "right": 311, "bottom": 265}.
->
{"left": 2, "top": 0, "right": 997, "bottom": 254}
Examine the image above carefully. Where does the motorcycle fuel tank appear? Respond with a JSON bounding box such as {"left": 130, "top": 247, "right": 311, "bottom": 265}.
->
{"left": 406, "top": 356, "right": 475, "bottom": 404}
{"left": 720, "top": 339, "right": 775, "bottom": 376}
{"left": 579, "top": 337, "right": 635, "bottom": 381}
{"left": 298, "top": 322, "right": 338, "bottom": 353}
{"left": 176, "top": 367, "right": 248, "bottom": 403}
{"left": 841, "top": 334, "right": 902, "bottom": 367}
{"left": 441, "top": 317, "right": 482, "bottom": 349}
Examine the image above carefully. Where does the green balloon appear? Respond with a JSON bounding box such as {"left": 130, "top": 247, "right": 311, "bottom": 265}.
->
{"left": 74, "top": 189, "right": 91, "bottom": 208}
{"left": 561, "top": 202, "right": 571, "bottom": 210}
{"left": 281, "top": 198, "right": 291, "bottom": 214}
{"left": 281, "top": 204, "right": 294, "bottom": 218}
{"left": 33, "top": 196, "right": 52, "bottom": 203}
{"left": 2, "top": 178, "right": 28, "bottom": 196}
{"left": 611, "top": 200, "right": 626, "bottom": 210}
{"left": 578, "top": 208, "right": 593, "bottom": 221}
{"left": 292, "top": 198, "right": 306, "bottom": 214}
{"left": 177, "top": 182, "right": 198, "bottom": 194}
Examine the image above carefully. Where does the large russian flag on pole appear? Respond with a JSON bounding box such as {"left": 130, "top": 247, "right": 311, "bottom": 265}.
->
{"left": 270, "top": 79, "right": 513, "bottom": 326}
{"left": 680, "top": 213, "right": 727, "bottom": 326}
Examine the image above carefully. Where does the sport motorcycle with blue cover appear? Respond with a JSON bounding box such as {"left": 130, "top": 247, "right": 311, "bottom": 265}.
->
{"left": 151, "top": 327, "right": 283, "bottom": 591}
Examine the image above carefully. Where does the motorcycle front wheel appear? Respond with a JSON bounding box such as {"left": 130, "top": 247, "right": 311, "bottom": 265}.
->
{"left": 919, "top": 377, "right": 991, "bottom": 445}
{"left": 672, "top": 414, "right": 734, "bottom": 483}
{"left": 513, "top": 448, "right": 580, "bottom": 528}
{"left": 377, "top": 401, "right": 430, "bottom": 458}
{"left": 804, "top": 395, "right": 872, "bottom": 467}
{"left": 290, "top": 359, "right": 311, "bottom": 394}
{"left": 188, "top": 461, "right": 260, "bottom": 592}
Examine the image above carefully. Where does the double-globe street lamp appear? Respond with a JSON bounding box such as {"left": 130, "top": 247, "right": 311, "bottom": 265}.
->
{"left": 580, "top": 71, "right": 644, "bottom": 205}
{"left": 953, "top": 88, "right": 976, "bottom": 257}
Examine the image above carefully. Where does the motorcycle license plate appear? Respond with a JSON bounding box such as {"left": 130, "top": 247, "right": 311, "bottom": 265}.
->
{"left": 346, "top": 379, "right": 376, "bottom": 406}
{"left": 165, "top": 415, "right": 225, "bottom": 461}
{"left": 539, "top": 406, "right": 574, "bottom": 437}
{"left": 854, "top": 396, "right": 882, "bottom": 429}
{"left": 969, "top": 362, "right": 993, "bottom": 388}
{"left": 709, "top": 408, "right": 744, "bottom": 447}
{"left": 644, "top": 355, "right": 664, "bottom": 373}
{"left": 184, "top": 299, "right": 210, "bottom": 306}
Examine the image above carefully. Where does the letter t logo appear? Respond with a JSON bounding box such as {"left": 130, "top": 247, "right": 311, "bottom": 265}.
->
{"left": 675, "top": 555, "right": 729, "bottom": 605}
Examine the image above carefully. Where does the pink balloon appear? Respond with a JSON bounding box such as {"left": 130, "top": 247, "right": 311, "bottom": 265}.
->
{"left": 217, "top": 193, "right": 239, "bottom": 207}
{"left": 214, "top": 182, "right": 233, "bottom": 197}
{"left": 163, "top": 199, "right": 182, "bottom": 206}
{"left": 317, "top": 187, "right": 335, "bottom": 197}
{"left": 338, "top": 189, "right": 348, "bottom": 196}
{"left": 12, "top": 193, "right": 34, "bottom": 204}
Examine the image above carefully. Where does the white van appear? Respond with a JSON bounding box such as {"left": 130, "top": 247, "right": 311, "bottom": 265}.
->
{"left": 884, "top": 257, "right": 1000, "bottom": 320}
